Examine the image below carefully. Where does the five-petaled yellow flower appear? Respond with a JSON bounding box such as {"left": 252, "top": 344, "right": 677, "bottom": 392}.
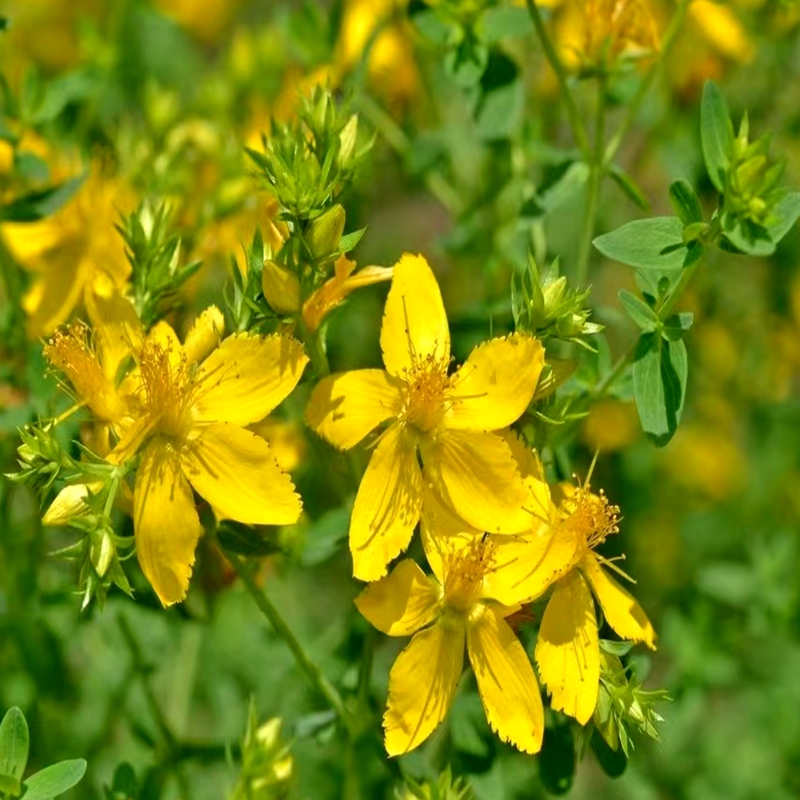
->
{"left": 355, "top": 483, "right": 573, "bottom": 756}
{"left": 535, "top": 481, "right": 656, "bottom": 724}
{"left": 111, "top": 310, "right": 308, "bottom": 606}
{"left": 307, "top": 254, "right": 545, "bottom": 581}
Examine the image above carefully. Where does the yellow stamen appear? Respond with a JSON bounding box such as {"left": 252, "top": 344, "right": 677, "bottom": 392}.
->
{"left": 442, "top": 535, "right": 494, "bottom": 612}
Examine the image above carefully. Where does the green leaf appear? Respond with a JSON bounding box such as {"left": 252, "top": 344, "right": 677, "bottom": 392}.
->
{"left": 609, "top": 165, "right": 650, "bottom": 211}
{"left": 632, "top": 334, "right": 688, "bottom": 446}
{"left": 338, "top": 226, "right": 366, "bottom": 254}
{"left": 480, "top": 7, "right": 533, "bottom": 44}
{"left": 701, "top": 81, "right": 733, "bottom": 193}
{"left": 0, "top": 707, "right": 29, "bottom": 781}
{"left": 0, "top": 176, "right": 85, "bottom": 222}
{"left": 669, "top": 179, "right": 703, "bottom": 225}
{"left": 618, "top": 290, "right": 659, "bottom": 332}
{"left": 593, "top": 217, "right": 686, "bottom": 271}
{"left": 0, "top": 774, "right": 21, "bottom": 796}
{"left": 591, "top": 730, "right": 628, "bottom": 778}
{"left": 301, "top": 507, "right": 349, "bottom": 566}
{"left": 475, "top": 52, "right": 522, "bottom": 141}
{"left": 662, "top": 311, "right": 693, "bottom": 341}
{"left": 217, "top": 521, "right": 283, "bottom": 557}
{"left": 22, "top": 759, "right": 87, "bottom": 800}
{"left": 539, "top": 724, "right": 575, "bottom": 795}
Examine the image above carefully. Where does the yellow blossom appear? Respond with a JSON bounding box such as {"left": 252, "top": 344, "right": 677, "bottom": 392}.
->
{"left": 356, "top": 482, "right": 575, "bottom": 756}
{"left": 154, "top": 0, "right": 241, "bottom": 43}
{"left": 535, "top": 481, "right": 656, "bottom": 725}
{"left": 85, "top": 308, "right": 307, "bottom": 606}
{"left": 307, "top": 254, "right": 545, "bottom": 581}
{"left": 2, "top": 166, "right": 135, "bottom": 338}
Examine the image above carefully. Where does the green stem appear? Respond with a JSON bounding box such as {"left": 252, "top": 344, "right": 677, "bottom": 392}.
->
{"left": 576, "top": 76, "right": 608, "bottom": 287}
{"left": 228, "top": 555, "right": 353, "bottom": 733}
{"left": 353, "top": 93, "right": 462, "bottom": 214}
{"left": 603, "top": 0, "right": 692, "bottom": 168}
{"left": 305, "top": 324, "right": 331, "bottom": 377}
{"left": 525, "top": 0, "right": 591, "bottom": 159}
{"left": 595, "top": 247, "right": 708, "bottom": 396}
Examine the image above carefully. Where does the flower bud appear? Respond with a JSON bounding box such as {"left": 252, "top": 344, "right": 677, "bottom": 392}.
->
{"left": 307, "top": 204, "right": 345, "bottom": 262}
{"left": 262, "top": 260, "right": 301, "bottom": 316}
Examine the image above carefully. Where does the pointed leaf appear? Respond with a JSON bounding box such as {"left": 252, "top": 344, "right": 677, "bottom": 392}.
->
{"left": 701, "top": 81, "right": 733, "bottom": 193}
{"left": 0, "top": 707, "right": 29, "bottom": 781}
{"left": 619, "top": 290, "right": 659, "bottom": 332}
{"left": 669, "top": 180, "right": 703, "bottom": 225}
{"left": 22, "top": 760, "right": 87, "bottom": 800}
{"left": 594, "top": 217, "right": 686, "bottom": 271}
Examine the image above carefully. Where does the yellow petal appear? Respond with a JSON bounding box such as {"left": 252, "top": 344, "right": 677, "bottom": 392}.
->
{"left": 85, "top": 284, "right": 143, "bottom": 381}
{"left": 581, "top": 553, "right": 656, "bottom": 649}
{"left": 535, "top": 572, "right": 599, "bottom": 724}
{"left": 262, "top": 260, "right": 301, "bottom": 315}
{"left": 446, "top": 335, "right": 544, "bottom": 431}
{"left": 350, "top": 423, "right": 423, "bottom": 581}
{"left": 502, "top": 430, "right": 552, "bottom": 522}
{"left": 421, "top": 430, "right": 531, "bottom": 534}
{"left": 24, "top": 249, "right": 88, "bottom": 337}
{"left": 183, "top": 306, "right": 225, "bottom": 365}
{"left": 181, "top": 423, "right": 302, "bottom": 525}
{"left": 380, "top": 254, "right": 450, "bottom": 378}
{"left": 690, "top": 0, "right": 755, "bottom": 63}
{"left": 43, "top": 482, "right": 101, "bottom": 526}
{"left": 193, "top": 333, "right": 308, "bottom": 425}
{"left": 306, "top": 369, "right": 403, "bottom": 450}
{"left": 384, "top": 618, "right": 464, "bottom": 756}
{"left": 355, "top": 559, "right": 441, "bottom": 637}
{"left": 485, "top": 525, "right": 580, "bottom": 607}
{"left": 134, "top": 439, "right": 203, "bottom": 606}
{"left": 467, "top": 605, "right": 544, "bottom": 754}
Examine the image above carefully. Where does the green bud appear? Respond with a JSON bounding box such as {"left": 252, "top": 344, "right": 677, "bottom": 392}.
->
{"left": 339, "top": 114, "right": 359, "bottom": 170}
{"left": 307, "top": 204, "right": 345, "bottom": 262}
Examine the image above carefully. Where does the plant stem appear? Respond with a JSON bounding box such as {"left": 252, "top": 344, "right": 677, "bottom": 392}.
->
{"left": 595, "top": 249, "right": 707, "bottom": 396}
{"left": 228, "top": 554, "right": 353, "bottom": 733}
{"left": 603, "top": 0, "right": 692, "bottom": 167}
{"left": 525, "top": 0, "right": 591, "bottom": 159}
{"left": 576, "top": 76, "right": 608, "bottom": 287}
{"left": 353, "top": 93, "right": 462, "bottom": 214}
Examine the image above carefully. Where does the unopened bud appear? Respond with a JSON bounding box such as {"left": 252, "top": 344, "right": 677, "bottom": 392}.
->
{"left": 262, "top": 260, "right": 301, "bottom": 316}
{"left": 307, "top": 204, "right": 345, "bottom": 262}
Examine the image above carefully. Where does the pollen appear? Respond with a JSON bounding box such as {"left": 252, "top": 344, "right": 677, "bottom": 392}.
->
{"left": 136, "top": 339, "right": 195, "bottom": 438}
{"left": 442, "top": 536, "right": 495, "bottom": 612}
{"left": 44, "top": 323, "right": 119, "bottom": 422}
{"left": 560, "top": 483, "right": 620, "bottom": 553}
{"left": 401, "top": 352, "right": 450, "bottom": 433}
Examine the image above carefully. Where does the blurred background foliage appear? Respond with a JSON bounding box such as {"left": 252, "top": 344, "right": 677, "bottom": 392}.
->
{"left": 1, "top": 0, "right": 800, "bottom": 798}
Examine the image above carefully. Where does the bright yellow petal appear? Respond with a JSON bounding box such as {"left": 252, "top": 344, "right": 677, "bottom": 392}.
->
{"left": 446, "top": 335, "right": 544, "bottom": 431}
{"left": 355, "top": 559, "right": 441, "bottom": 637}
{"left": 581, "top": 553, "right": 656, "bottom": 649}
{"left": 350, "top": 423, "right": 423, "bottom": 581}
{"left": 182, "top": 423, "right": 302, "bottom": 525}
{"left": 85, "top": 284, "right": 143, "bottom": 381}
{"left": 421, "top": 430, "right": 531, "bottom": 535}
{"left": 535, "top": 572, "right": 599, "bottom": 725}
{"left": 134, "top": 439, "right": 202, "bottom": 606}
{"left": 306, "top": 369, "right": 403, "bottom": 450}
{"left": 384, "top": 619, "right": 464, "bottom": 756}
{"left": 503, "top": 430, "right": 552, "bottom": 522}
{"left": 24, "top": 249, "right": 88, "bottom": 337}
{"left": 183, "top": 306, "right": 225, "bottom": 365}
{"left": 690, "top": 0, "right": 755, "bottom": 62}
{"left": 380, "top": 254, "right": 450, "bottom": 378}
{"left": 193, "top": 333, "right": 308, "bottom": 426}
{"left": 485, "top": 525, "right": 580, "bottom": 607}
{"left": 467, "top": 605, "right": 544, "bottom": 754}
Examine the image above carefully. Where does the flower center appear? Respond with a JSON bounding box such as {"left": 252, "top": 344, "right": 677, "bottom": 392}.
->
{"left": 137, "top": 340, "right": 195, "bottom": 439}
{"left": 401, "top": 354, "right": 449, "bottom": 434}
{"left": 559, "top": 484, "right": 620, "bottom": 556}
{"left": 442, "top": 536, "right": 495, "bottom": 612}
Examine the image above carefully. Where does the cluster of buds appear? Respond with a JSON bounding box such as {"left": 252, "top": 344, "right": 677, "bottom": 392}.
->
{"left": 512, "top": 254, "right": 602, "bottom": 347}
{"left": 396, "top": 768, "right": 473, "bottom": 800}
{"left": 592, "top": 643, "right": 669, "bottom": 757}
{"left": 720, "top": 113, "right": 786, "bottom": 248}
{"left": 229, "top": 703, "right": 294, "bottom": 800}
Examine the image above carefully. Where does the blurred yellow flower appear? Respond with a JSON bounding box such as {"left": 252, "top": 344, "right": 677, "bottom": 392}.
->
{"left": 337, "top": 0, "right": 419, "bottom": 104}
{"left": 2, "top": 166, "right": 135, "bottom": 339}
{"left": 155, "top": 0, "right": 242, "bottom": 43}
{"left": 536, "top": 481, "right": 655, "bottom": 724}
{"left": 582, "top": 399, "right": 640, "bottom": 453}
{"left": 106, "top": 309, "right": 307, "bottom": 605}
{"left": 307, "top": 254, "right": 544, "bottom": 581}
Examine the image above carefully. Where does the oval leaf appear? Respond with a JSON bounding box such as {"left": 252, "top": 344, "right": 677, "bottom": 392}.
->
{"left": 22, "top": 760, "right": 87, "bottom": 800}
{"left": 701, "top": 81, "right": 733, "bottom": 193}
{"left": 594, "top": 217, "right": 686, "bottom": 271}
{"left": 0, "top": 707, "right": 29, "bottom": 781}
{"left": 619, "top": 290, "right": 659, "bottom": 332}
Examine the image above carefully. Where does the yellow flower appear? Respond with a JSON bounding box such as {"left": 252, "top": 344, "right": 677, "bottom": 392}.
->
{"left": 2, "top": 166, "right": 135, "bottom": 338}
{"left": 154, "top": 0, "right": 241, "bottom": 43}
{"left": 535, "top": 482, "right": 656, "bottom": 725}
{"left": 43, "top": 284, "right": 144, "bottom": 456}
{"left": 356, "top": 483, "right": 574, "bottom": 756}
{"left": 261, "top": 254, "right": 394, "bottom": 331}
{"left": 307, "top": 254, "right": 545, "bottom": 581}
{"left": 109, "top": 310, "right": 308, "bottom": 606}
{"left": 337, "top": 0, "right": 418, "bottom": 104}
